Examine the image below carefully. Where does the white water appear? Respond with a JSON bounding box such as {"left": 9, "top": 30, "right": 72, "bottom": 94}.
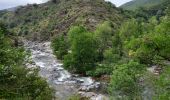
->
{"left": 24, "top": 41, "right": 108, "bottom": 100}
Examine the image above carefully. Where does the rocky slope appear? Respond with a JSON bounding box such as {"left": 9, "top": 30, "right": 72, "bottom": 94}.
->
{"left": 0, "top": 0, "right": 124, "bottom": 41}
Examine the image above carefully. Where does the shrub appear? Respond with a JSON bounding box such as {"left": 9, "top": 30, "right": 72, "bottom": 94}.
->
{"left": 108, "top": 61, "right": 146, "bottom": 99}
{"left": 51, "top": 34, "right": 68, "bottom": 60}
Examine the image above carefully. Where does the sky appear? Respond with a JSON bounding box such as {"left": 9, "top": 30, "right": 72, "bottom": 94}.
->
{"left": 0, "top": 0, "right": 132, "bottom": 10}
{"left": 105, "top": 0, "right": 132, "bottom": 7}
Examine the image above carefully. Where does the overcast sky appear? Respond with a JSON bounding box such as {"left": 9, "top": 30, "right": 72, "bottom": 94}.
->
{"left": 0, "top": 0, "right": 132, "bottom": 10}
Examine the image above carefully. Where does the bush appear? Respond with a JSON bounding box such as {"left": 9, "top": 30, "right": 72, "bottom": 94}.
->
{"left": 104, "top": 48, "right": 120, "bottom": 64}
{"left": 86, "top": 64, "right": 114, "bottom": 77}
{"left": 108, "top": 61, "right": 146, "bottom": 99}
{"left": 95, "top": 21, "right": 113, "bottom": 62}
{"left": 51, "top": 34, "right": 68, "bottom": 60}
{"left": 153, "top": 65, "right": 170, "bottom": 100}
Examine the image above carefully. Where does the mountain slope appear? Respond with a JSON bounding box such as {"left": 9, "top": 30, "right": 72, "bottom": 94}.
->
{"left": 121, "top": 0, "right": 164, "bottom": 10}
{"left": 0, "top": 0, "right": 124, "bottom": 41}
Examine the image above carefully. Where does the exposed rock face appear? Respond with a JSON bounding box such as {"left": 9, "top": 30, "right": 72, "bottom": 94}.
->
{"left": 24, "top": 40, "right": 108, "bottom": 100}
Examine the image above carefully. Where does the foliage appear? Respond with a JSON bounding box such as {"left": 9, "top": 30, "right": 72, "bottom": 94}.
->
{"left": 108, "top": 8, "right": 170, "bottom": 99}
{"left": 0, "top": 0, "right": 123, "bottom": 41}
{"left": 0, "top": 25, "right": 53, "bottom": 99}
{"left": 95, "top": 21, "right": 113, "bottom": 62}
{"left": 121, "top": 0, "right": 165, "bottom": 11}
{"left": 64, "top": 26, "right": 97, "bottom": 74}
{"left": 0, "top": 0, "right": 169, "bottom": 100}
{"left": 119, "top": 19, "right": 143, "bottom": 42}
{"left": 123, "top": 16, "right": 170, "bottom": 64}
{"left": 153, "top": 65, "right": 170, "bottom": 100}
{"left": 51, "top": 34, "right": 68, "bottom": 60}
{"left": 108, "top": 61, "right": 146, "bottom": 99}
{"left": 86, "top": 64, "right": 114, "bottom": 77}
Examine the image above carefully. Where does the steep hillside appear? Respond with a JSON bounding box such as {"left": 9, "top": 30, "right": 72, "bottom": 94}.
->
{"left": 121, "top": 0, "right": 164, "bottom": 10}
{"left": 0, "top": 0, "right": 124, "bottom": 41}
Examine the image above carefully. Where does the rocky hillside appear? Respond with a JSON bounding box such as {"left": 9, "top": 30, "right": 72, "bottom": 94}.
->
{"left": 121, "top": 0, "right": 164, "bottom": 10}
{"left": 0, "top": 0, "right": 124, "bottom": 41}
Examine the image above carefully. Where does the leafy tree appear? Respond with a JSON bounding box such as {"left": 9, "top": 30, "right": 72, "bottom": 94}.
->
{"left": 0, "top": 25, "right": 53, "bottom": 99}
{"left": 64, "top": 26, "right": 97, "bottom": 74}
{"left": 95, "top": 21, "right": 113, "bottom": 62}
{"left": 68, "top": 26, "right": 87, "bottom": 43}
{"left": 51, "top": 34, "right": 68, "bottom": 60}
{"left": 101, "top": 33, "right": 122, "bottom": 64}
{"left": 108, "top": 61, "right": 146, "bottom": 99}
{"left": 119, "top": 19, "right": 143, "bottom": 42}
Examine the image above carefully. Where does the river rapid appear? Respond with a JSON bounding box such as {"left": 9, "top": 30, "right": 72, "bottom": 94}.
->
{"left": 24, "top": 41, "right": 108, "bottom": 100}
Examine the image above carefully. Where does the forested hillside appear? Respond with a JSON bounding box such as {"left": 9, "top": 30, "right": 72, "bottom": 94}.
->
{"left": 121, "top": 0, "right": 164, "bottom": 10}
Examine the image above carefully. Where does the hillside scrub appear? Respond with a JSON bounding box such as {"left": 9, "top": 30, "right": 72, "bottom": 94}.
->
{"left": 0, "top": 0, "right": 123, "bottom": 41}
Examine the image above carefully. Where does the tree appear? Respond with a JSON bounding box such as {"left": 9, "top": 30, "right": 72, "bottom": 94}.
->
{"left": 108, "top": 61, "right": 146, "bottom": 99}
{"left": 0, "top": 24, "right": 53, "bottom": 99}
{"left": 64, "top": 26, "right": 97, "bottom": 74}
{"left": 95, "top": 21, "right": 113, "bottom": 62}
{"left": 119, "top": 19, "right": 143, "bottom": 42}
{"left": 51, "top": 34, "right": 68, "bottom": 60}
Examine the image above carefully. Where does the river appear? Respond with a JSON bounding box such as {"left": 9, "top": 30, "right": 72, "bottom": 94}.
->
{"left": 24, "top": 40, "right": 108, "bottom": 100}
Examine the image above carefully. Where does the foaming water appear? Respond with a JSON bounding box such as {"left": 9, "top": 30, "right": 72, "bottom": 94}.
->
{"left": 24, "top": 40, "right": 108, "bottom": 100}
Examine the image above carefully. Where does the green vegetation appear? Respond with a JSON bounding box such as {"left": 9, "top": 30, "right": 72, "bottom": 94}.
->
{"left": 108, "top": 5, "right": 170, "bottom": 99}
{"left": 51, "top": 2, "right": 170, "bottom": 99}
{"left": 0, "top": 0, "right": 123, "bottom": 41}
{"left": 0, "top": 23, "right": 53, "bottom": 99}
{"left": 121, "top": 0, "right": 170, "bottom": 21}
{"left": 51, "top": 34, "right": 68, "bottom": 60}
{"left": 64, "top": 26, "right": 97, "bottom": 74}
{"left": 153, "top": 65, "right": 170, "bottom": 99}
{"left": 108, "top": 61, "right": 146, "bottom": 99}
{"left": 121, "top": 0, "right": 164, "bottom": 11}
{"left": 0, "top": 0, "right": 169, "bottom": 99}
{"left": 52, "top": 22, "right": 116, "bottom": 76}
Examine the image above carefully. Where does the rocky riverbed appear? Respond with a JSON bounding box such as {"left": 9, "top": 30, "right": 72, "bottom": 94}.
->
{"left": 24, "top": 40, "right": 108, "bottom": 100}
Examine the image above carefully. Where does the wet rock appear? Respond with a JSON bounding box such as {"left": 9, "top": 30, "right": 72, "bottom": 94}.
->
{"left": 91, "top": 94, "right": 109, "bottom": 100}
{"left": 24, "top": 40, "right": 108, "bottom": 100}
{"left": 52, "top": 73, "right": 60, "bottom": 79}
{"left": 79, "top": 92, "right": 96, "bottom": 98}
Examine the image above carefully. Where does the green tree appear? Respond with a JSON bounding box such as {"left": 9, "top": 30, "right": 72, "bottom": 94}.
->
{"left": 64, "top": 26, "right": 97, "bottom": 74}
{"left": 0, "top": 24, "right": 53, "bottom": 99}
{"left": 108, "top": 61, "right": 146, "bottom": 99}
{"left": 51, "top": 34, "right": 68, "bottom": 60}
{"left": 95, "top": 21, "right": 113, "bottom": 62}
{"left": 119, "top": 19, "right": 143, "bottom": 42}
